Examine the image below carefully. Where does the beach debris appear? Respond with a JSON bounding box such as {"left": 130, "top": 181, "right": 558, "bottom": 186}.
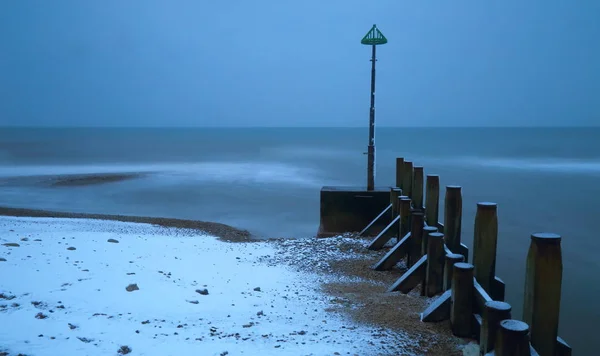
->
{"left": 35, "top": 312, "right": 48, "bottom": 319}
{"left": 125, "top": 284, "right": 139, "bottom": 292}
{"left": 187, "top": 300, "right": 199, "bottom": 304}
{"left": 118, "top": 345, "right": 132, "bottom": 355}
{"left": 67, "top": 246, "right": 76, "bottom": 251}
{"left": 196, "top": 288, "right": 209, "bottom": 295}
{"left": 0, "top": 293, "right": 15, "bottom": 300}
{"left": 31, "top": 301, "right": 45, "bottom": 308}
{"left": 253, "top": 287, "right": 261, "bottom": 292}
{"left": 0, "top": 258, "right": 6, "bottom": 262}
{"left": 107, "top": 239, "right": 119, "bottom": 243}
{"left": 2, "top": 243, "right": 19, "bottom": 247}
{"left": 20, "top": 237, "right": 29, "bottom": 241}
{"left": 77, "top": 337, "right": 94, "bottom": 343}
{"left": 68, "top": 323, "right": 78, "bottom": 330}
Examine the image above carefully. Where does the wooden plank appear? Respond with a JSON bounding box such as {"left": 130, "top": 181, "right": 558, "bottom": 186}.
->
{"left": 367, "top": 215, "right": 400, "bottom": 250}
{"left": 359, "top": 203, "right": 392, "bottom": 236}
{"left": 387, "top": 255, "right": 426, "bottom": 293}
{"left": 373, "top": 232, "right": 411, "bottom": 271}
{"left": 474, "top": 279, "right": 492, "bottom": 315}
{"left": 421, "top": 290, "right": 451, "bottom": 322}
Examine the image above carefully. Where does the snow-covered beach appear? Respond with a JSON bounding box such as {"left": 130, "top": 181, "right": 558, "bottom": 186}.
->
{"left": 0, "top": 215, "right": 473, "bottom": 356}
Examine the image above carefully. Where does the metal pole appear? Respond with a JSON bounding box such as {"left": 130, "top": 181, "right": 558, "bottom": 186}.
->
{"left": 367, "top": 44, "right": 376, "bottom": 191}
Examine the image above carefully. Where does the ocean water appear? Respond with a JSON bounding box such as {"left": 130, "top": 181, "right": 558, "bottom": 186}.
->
{"left": 0, "top": 126, "right": 599, "bottom": 353}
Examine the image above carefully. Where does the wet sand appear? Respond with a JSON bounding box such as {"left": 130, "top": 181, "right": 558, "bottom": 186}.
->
{"left": 0, "top": 207, "right": 253, "bottom": 243}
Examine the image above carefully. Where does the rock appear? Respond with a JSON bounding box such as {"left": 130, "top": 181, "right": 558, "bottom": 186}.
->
{"left": 257, "top": 310, "right": 264, "bottom": 316}
{"left": 125, "top": 284, "right": 139, "bottom": 292}
{"left": 35, "top": 312, "right": 48, "bottom": 319}
{"left": 118, "top": 346, "right": 132, "bottom": 355}
{"left": 77, "top": 337, "right": 94, "bottom": 343}
{"left": 253, "top": 287, "right": 261, "bottom": 292}
{"left": 141, "top": 320, "right": 150, "bottom": 324}
{"left": 126, "top": 272, "right": 135, "bottom": 275}
{"left": 67, "top": 247, "right": 76, "bottom": 251}
{"left": 107, "top": 239, "right": 119, "bottom": 243}
{"left": 196, "top": 288, "right": 209, "bottom": 295}
{"left": 68, "top": 323, "right": 77, "bottom": 330}
{"left": 187, "top": 300, "right": 199, "bottom": 304}
{"left": 20, "top": 237, "right": 29, "bottom": 241}
{"left": 0, "top": 258, "right": 6, "bottom": 262}
{"left": 3, "top": 243, "right": 19, "bottom": 247}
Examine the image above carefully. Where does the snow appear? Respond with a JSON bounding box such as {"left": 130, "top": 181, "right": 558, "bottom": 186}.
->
{"left": 0, "top": 216, "right": 410, "bottom": 356}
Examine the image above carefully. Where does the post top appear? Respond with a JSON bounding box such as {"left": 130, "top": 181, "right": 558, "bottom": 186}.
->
{"left": 500, "top": 319, "right": 530, "bottom": 334}
{"left": 404, "top": 160, "right": 413, "bottom": 165}
{"left": 531, "top": 232, "right": 562, "bottom": 245}
{"left": 485, "top": 300, "right": 512, "bottom": 312}
{"left": 423, "top": 226, "right": 438, "bottom": 232}
{"left": 414, "top": 166, "right": 424, "bottom": 170}
{"left": 399, "top": 197, "right": 411, "bottom": 202}
{"left": 477, "top": 202, "right": 497, "bottom": 209}
{"left": 446, "top": 253, "right": 465, "bottom": 262}
{"left": 446, "top": 185, "right": 462, "bottom": 190}
{"left": 454, "top": 262, "right": 474, "bottom": 271}
{"left": 428, "top": 232, "right": 444, "bottom": 239}
{"left": 426, "top": 174, "right": 440, "bottom": 177}
{"left": 410, "top": 211, "right": 424, "bottom": 216}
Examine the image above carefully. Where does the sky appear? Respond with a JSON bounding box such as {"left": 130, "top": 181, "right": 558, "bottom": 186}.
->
{"left": 0, "top": 1, "right": 599, "bottom": 127}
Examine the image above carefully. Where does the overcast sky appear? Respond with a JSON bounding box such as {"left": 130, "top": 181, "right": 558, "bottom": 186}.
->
{"left": 1, "top": 1, "right": 598, "bottom": 127}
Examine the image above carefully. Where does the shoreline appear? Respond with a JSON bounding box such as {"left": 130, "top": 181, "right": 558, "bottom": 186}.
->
{"left": 0, "top": 206, "right": 253, "bottom": 243}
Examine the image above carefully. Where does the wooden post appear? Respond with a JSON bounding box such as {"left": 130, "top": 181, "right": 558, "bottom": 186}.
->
{"left": 425, "top": 175, "right": 439, "bottom": 227}
{"left": 481, "top": 301, "right": 512, "bottom": 355}
{"left": 495, "top": 320, "right": 532, "bottom": 356}
{"left": 444, "top": 185, "right": 462, "bottom": 253}
{"left": 398, "top": 197, "right": 412, "bottom": 243}
{"left": 422, "top": 226, "right": 438, "bottom": 256}
{"left": 412, "top": 166, "right": 424, "bottom": 210}
{"left": 408, "top": 211, "right": 424, "bottom": 267}
{"left": 390, "top": 188, "right": 402, "bottom": 224}
{"left": 443, "top": 253, "right": 464, "bottom": 291}
{"left": 395, "top": 157, "right": 404, "bottom": 189}
{"left": 523, "top": 233, "right": 563, "bottom": 356}
{"left": 425, "top": 232, "right": 445, "bottom": 297}
{"left": 451, "top": 262, "right": 474, "bottom": 338}
{"left": 402, "top": 161, "right": 413, "bottom": 199}
{"left": 473, "top": 202, "right": 498, "bottom": 295}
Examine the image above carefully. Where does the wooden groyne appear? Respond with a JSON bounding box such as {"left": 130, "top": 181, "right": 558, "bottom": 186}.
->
{"left": 359, "top": 157, "right": 572, "bottom": 356}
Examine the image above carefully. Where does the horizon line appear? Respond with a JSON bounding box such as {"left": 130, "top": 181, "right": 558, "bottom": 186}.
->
{"left": 2, "top": 125, "right": 600, "bottom": 129}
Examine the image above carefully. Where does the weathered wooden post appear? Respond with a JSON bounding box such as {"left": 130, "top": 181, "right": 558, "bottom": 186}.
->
{"left": 412, "top": 166, "right": 424, "bottom": 211}
{"left": 408, "top": 211, "right": 424, "bottom": 267}
{"left": 494, "top": 320, "right": 532, "bottom": 356}
{"left": 473, "top": 202, "right": 498, "bottom": 295}
{"left": 396, "top": 157, "right": 404, "bottom": 189}
{"left": 444, "top": 185, "right": 462, "bottom": 253}
{"left": 420, "top": 226, "right": 438, "bottom": 296}
{"left": 425, "top": 232, "right": 445, "bottom": 297}
{"left": 481, "top": 301, "right": 512, "bottom": 355}
{"left": 422, "top": 226, "right": 438, "bottom": 256}
{"left": 523, "top": 233, "right": 563, "bottom": 356}
{"left": 451, "top": 262, "right": 474, "bottom": 337}
{"left": 425, "top": 175, "right": 439, "bottom": 227}
{"left": 398, "top": 197, "right": 412, "bottom": 243}
{"left": 402, "top": 161, "right": 413, "bottom": 200}
{"left": 389, "top": 188, "right": 402, "bottom": 225}
{"left": 443, "top": 253, "right": 464, "bottom": 291}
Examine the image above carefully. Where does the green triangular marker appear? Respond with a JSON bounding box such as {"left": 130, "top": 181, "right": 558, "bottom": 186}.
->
{"left": 361, "top": 24, "right": 388, "bottom": 45}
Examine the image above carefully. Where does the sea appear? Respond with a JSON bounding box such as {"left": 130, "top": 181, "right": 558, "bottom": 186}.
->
{"left": 0, "top": 126, "right": 598, "bottom": 353}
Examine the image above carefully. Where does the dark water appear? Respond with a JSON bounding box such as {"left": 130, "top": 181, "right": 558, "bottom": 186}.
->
{"left": 1, "top": 127, "right": 598, "bottom": 353}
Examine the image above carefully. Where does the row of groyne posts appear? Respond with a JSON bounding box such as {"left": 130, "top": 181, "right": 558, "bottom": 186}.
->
{"left": 359, "top": 158, "right": 572, "bottom": 356}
